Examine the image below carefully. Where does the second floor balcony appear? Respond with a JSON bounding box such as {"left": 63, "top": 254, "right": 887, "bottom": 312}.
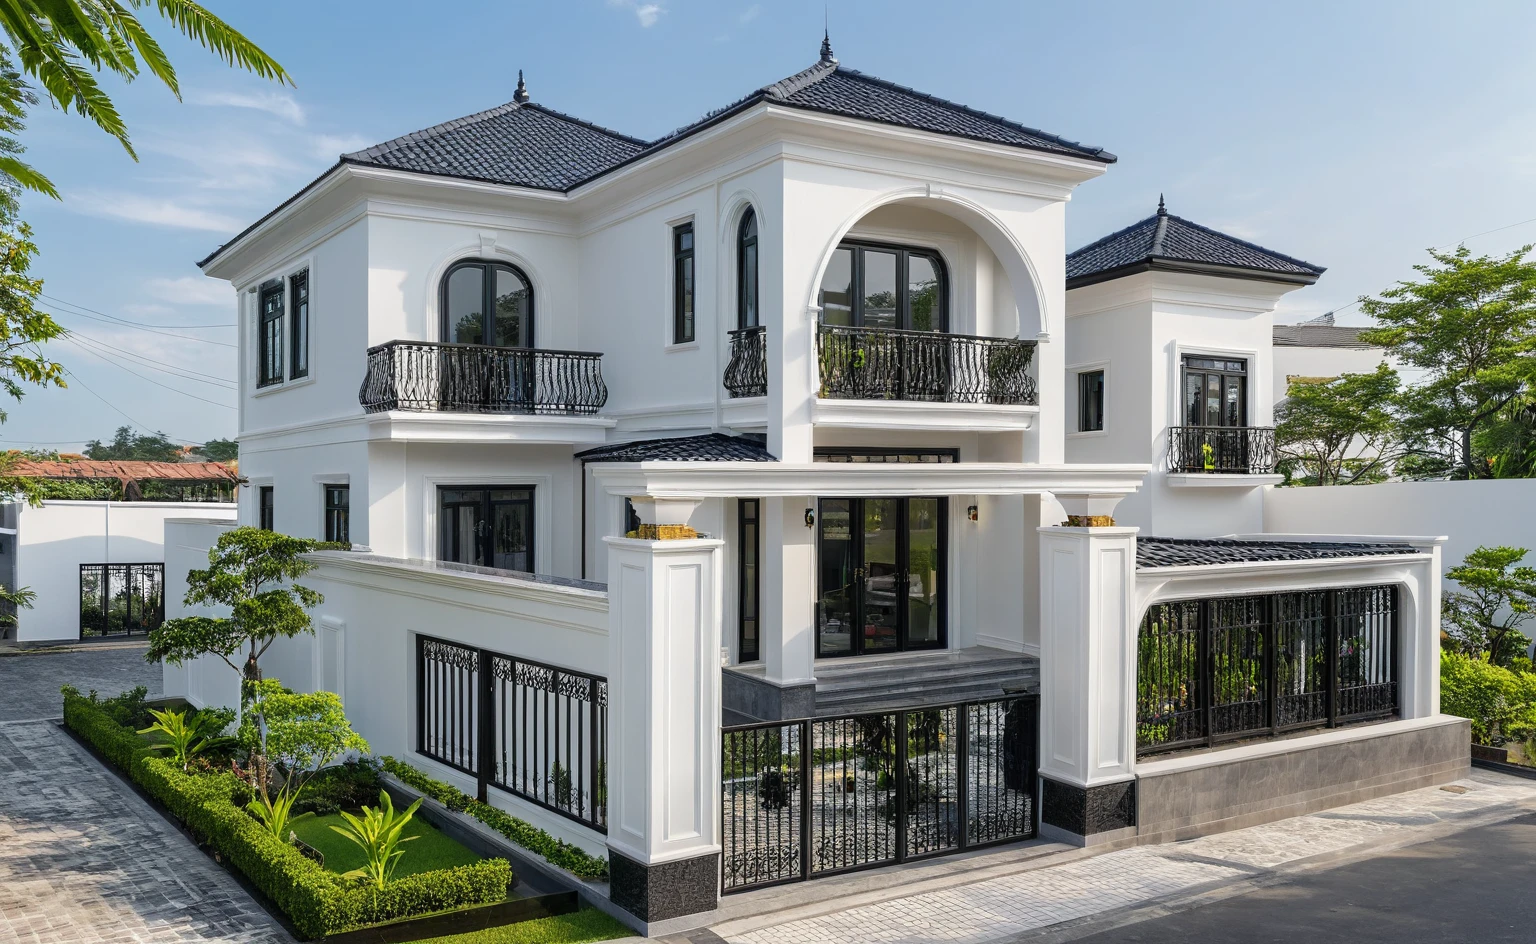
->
{"left": 360, "top": 340, "right": 609, "bottom": 417}
{"left": 1167, "top": 425, "right": 1277, "bottom": 476}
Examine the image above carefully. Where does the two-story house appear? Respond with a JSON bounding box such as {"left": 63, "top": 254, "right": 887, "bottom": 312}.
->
{"left": 172, "top": 40, "right": 1464, "bottom": 935}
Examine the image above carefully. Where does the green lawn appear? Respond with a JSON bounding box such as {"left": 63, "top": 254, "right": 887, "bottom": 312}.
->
{"left": 289, "top": 813, "right": 483, "bottom": 878}
{"left": 405, "top": 908, "right": 632, "bottom": 944}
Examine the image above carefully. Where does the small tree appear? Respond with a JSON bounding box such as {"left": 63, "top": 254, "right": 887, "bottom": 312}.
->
{"left": 1442, "top": 546, "right": 1536, "bottom": 666}
{"left": 1359, "top": 246, "right": 1536, "bottom": 479}
{"left": 241, "top": 678, "right": 368, "bottom": 831}
{"left": 145, "top": 527, "right": 328, "bottom": 693}
{"left": 1275, "top": 363, "right": 1402, "bottom": 485}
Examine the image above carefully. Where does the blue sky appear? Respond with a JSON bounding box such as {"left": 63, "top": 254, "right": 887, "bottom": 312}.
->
{"left": 5, "top": 0, "right": 1535, "bottom": 451}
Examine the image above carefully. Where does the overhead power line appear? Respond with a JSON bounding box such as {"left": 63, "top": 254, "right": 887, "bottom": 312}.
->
{"left": 58, "top": 335, "right": 236, "bottom": 409}
{"left": 65, "top": 330, "right": 236, "bottom": 389}
{"left": 41, "top": 297, "right": 236, "bottom": 348}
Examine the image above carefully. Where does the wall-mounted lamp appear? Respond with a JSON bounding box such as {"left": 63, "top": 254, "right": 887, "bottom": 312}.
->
{"left": 805, "top": 506, "right": 816, "bottom": 529}
{"left": 967, "top": 505, "right": 979, "bottom": 522}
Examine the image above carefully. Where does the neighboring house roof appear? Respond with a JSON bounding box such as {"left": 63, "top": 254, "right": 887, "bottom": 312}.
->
{"left": 1066, "top": 198, "right": 1325, "bottom": 289}
{"left": 1136, "top": 537, "right": 1417, "bottom": 569}
{"left": 9, "top": 459, "right": 238, "bottom": 482}
{"left": 576, "top": 433, "right": 775, "bottom": 463}
{"left": 1272, "top": 313, "right": 1377, "bottom": 349}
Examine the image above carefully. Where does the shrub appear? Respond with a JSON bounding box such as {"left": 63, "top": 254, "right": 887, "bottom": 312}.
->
{"left": 294, "top": 758, "right": 382, "bottom": 816}
{"left": 62, "top": 687, "right": 510, "bottom": 938}
{"left": 1440, "top": 650, "right": 1536, "bottom": 745}
{"left": 380, "top": 756, "right": 609, "bottom": 880}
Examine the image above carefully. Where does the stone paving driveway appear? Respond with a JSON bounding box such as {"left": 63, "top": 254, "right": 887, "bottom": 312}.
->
{"left": 0, "top": 720, "right": 294, "bottom": 944}
{"left": 0, "top": 643, "right": 161, "bottom": 722}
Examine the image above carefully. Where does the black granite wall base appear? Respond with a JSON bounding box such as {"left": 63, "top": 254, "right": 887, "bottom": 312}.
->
{"left": 1040, "top": 776, "right": 1136, "bottom": 837}
{"left": 607, "top": 847, "right": 718, "bottom": 922}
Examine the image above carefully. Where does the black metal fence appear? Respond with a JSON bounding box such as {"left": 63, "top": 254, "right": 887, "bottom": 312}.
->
{"left": 1167, "top": 426, "right": 1277, "bottom": 474}
{"left": 361, "top": 341, "right": 608, "bottom": 415}
{"left": 721, "top": 695, "right": 1037, "bottom": 893}
{"left": 416, "top": 634, "right": 608, "bottom": 832}
{"left": 1137, "top": 586, "right": 1398, "bottom": 755}
{"left": 724, "top": 325, "right": 768, "bottom": 398}
{"left": 79, "top": 563, "right": 164, "bottom": 637}
{"left": 816, "top": 325, "right": 1038, "bottom": 405}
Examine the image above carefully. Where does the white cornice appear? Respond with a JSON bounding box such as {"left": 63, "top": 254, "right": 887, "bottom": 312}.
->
{"left": 591, "top": 461, "right": 1149, "bottom": 499}
{"left": 812, "top": 398, "right": 1039, "bottom": 432}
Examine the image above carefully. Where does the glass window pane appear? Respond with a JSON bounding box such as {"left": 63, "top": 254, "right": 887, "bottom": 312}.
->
{"left": 819, "top": 248, "right": 854, "bottom": 326}
{"left": 447, "top": 266, "right": 485, "bottom": 344}
{"left": 861, "top": 498, "right": 900, "bottom": 653}
{"left": 1184, "top": 372, "right": 1203, "bottom": 426}
{"left": 1205, "top": 374, "right": 1223, "bottom": 427}
{"left": 1225, "top": 375, "right": 1244, "bottom": 426}
{"left": 908, "top": 254, "right": 941, "bottom": 331}
{"left": 492, "top": 501, "right": 531, "bottom": 572}
{"left": 862, "top": 250, "right": 898, "bottom": 330}
{"left": 493, "top": 267, "right": 531, "bottom": 348}
{"left": 817, "top": 499, "right": 854, "bottom": 655}
{"left": 741, "top": 241, "right": 758, "bottom": 328}
{"left": 906, "top": 498, "right": 941, "bottom": 648}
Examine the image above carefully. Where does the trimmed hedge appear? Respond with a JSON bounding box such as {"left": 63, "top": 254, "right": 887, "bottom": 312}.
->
{"left": 380, "top": 757, "right": 609, "bottom": 880}
{"left": 62, "top": 687, "right": 511, "bottom": 939}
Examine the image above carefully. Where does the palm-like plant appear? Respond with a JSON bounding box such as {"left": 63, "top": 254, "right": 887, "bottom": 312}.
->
{"left": 0, "top": 0, "right": 291, "bottom": 196}
{"left": 137, "top": 706, "right": 233, "bottom": 771}
{"left": 328, "top": 790, "right": 423, "bottom": 889}
{"left": 246, "top": 786, "right": 308, "bottom": 842}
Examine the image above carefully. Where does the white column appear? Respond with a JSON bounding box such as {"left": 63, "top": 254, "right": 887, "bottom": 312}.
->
{"left": 762, "top": 495, "right": 816, "bottom": 688}
{"left": 1037, "top": 501, "right": 1139, "bottom": 845}
{"left": 1400, "top": 541, "right": 1444, "bottom": 721}
{"left": 604, "top": 519, "right": 725, "bottom": 925}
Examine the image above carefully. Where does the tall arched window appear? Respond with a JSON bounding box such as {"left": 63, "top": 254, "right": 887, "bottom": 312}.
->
{"left": 737, "top": 208, "right": 758, "bottom": 329}
{"left": 441, "top": 260, "right": 534, "bottom": 348}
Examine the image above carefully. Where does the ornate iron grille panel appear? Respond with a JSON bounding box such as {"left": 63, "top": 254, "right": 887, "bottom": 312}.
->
{"left": 360, "top": 341, "right": 608, "bottom": 415}
{"left": 724, "top": 325, "right": 767, "bottom": 398}
{"left": 1166, "top": 425, "right": 1277, "bottom": 474}
{"left": 1137, "top": 586, "right": 1399, "bottom": 756}
{"left": 488, "top": 654, "right": 608, "bottom": 832}
{"left": 722, "top": 695, "right": 1038, "bottom": 894}
{"left": 816, "top": 325, "right": 1038, "bottom": 405}
{"left": 416, "top": 636, "right": 480, "bottom": 776}
{"left": 78, "top": 563, "right": 164, "bottom": 638}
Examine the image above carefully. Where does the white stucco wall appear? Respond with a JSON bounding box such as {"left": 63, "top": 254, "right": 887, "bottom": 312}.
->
{"left": 1271, "top": 344, "right": 1389, "bottom": 405}
{"left": 11, "top": 501, "right": 236, "bottom": 643}
{"left": 160, "top": 517, "right": 240, "bottom": 707}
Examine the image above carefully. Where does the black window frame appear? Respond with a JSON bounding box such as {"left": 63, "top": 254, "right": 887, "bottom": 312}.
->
{"left": 813, "top": 447, "right": 959, "bottom": 464}
{"left": 737, "top": 208, "right": 758, "bottom": 330}
{"left": 323, "top": 484, "right": 349, "bottom": 544}
{"left": 257, "top": 280, "right": 284, "bottom": 387}
{"left": 817, "top": 239, "right": 949, "bottom": 332}
{"left": 673, "top": 221, "right": 695, "bottom": 344}
{"left": 439, "top": 259, "right": 535, "bottom": 349}
{"left": 1078, "top": 369, "right": 1105, "bottom": 432}
{"left": 289, "top": 269, "right": 309, "bottom": 379}
{"left": 438, "top": 485, "right": 537, "bottom": 573}
{"left": 1182, "top": 355, "right": 1249, "bottom": 428}
{"left": 79, "top": 562, "right": 164, "bottom": 638}
{"left": 738, "top": 498, "right": 760, "bottom": 662}
{"left": 258, "top": 486, "right": 274, "bottom": 531}
{"left": 815, "top": 495, "right": 948, "bottom": 658}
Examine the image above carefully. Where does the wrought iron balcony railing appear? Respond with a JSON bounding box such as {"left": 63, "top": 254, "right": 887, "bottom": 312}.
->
{"left": 360, "top": 341, "right": 608, "bottom": 415}
{"left": 724, "top": 325, "right": 767, "bottom": 399}
{"left": 816, "top": 325, "right": 1038, "bottom": 405}
{"left": 1167, "top": 425, "right": 1277, "bottom": 474}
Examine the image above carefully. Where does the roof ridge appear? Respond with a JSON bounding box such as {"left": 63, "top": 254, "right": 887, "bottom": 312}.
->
{"left": 831, "top": 68, "right": 1112, "bottom": 161}
{"left": 763, "top": 59, "right": 838, "bottom": 100}
{"left": 1067, "top": 213, "right": 1159, "bottom": 259}
{"left": 520, "top": 103, "right": 648, "bottom": 146}
{"left": 1159, "top": 213, "right": 1324, "bottom": 273}
{"left": 344, "top": 100, "right": 527, "bottom": 161}
{"left": 1150, "top": 210, "right": 1169, "bottom": 256}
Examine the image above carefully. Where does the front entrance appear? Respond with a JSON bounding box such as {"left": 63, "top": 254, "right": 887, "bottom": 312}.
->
{"left": 817, "top": 497, "right": 946, "bottom": 657}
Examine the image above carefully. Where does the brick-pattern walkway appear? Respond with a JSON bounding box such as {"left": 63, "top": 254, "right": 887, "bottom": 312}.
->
{"left": 723, "top": 771, "right": 1536, "bottom": 944}
{"left": 0, "top": 720, "right": 293, "bottom": 944}
{"left": 0, "top": 644, "right": 161, "bottom": 722}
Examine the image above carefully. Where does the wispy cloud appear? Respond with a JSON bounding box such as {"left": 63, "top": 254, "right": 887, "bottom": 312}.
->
{"left": 309, "top": 132, "right": 372, "bottom": 160}
{"left": 145, "top": 276, "right": 236, "bottom": 307}
{"left": 70, "top": 193, "right": 244, "bottom": 233}
{"left": 190, "top": 90, "right": 306, "bottom": 125}
{"left": 609, "top": 0, "right": 664, "bottom": 27}
{"left": 740, "top": 4, "right": 760, "bottom": 24}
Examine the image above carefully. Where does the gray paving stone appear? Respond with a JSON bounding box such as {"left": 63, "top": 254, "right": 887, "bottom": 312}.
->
{"left": 0, "top": 720, "right": 293, "bottom": 944}
{"left": 0, "top": 644, "right": 162, "bottom": 722}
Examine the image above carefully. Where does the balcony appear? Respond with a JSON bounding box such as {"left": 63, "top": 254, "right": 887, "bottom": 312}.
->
{"left": 1166, "top": 426, "right": 1279, "bottom": 485}
{"left": 358, "top": 341, "right": 613, "bottom": 444}
{"left": 724, "top": 326, "right": 767, "bottom": 399}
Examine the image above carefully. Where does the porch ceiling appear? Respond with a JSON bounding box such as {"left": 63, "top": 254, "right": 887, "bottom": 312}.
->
{"left": 589, "top": 460, "right": 1150, "bottom": 498}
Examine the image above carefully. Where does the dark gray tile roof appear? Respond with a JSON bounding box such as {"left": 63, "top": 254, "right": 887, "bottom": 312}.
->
{"left": 341, "top": 102, "right": 646, "bottom": 192}
{"left": 1136, "top": 537, "right": 1417, "bottom": 569}
{"left": 576, "top": 433, "right": 774, "bottom": 463}
{"left": 1067, "top": 202, "right": 1325, "bottom": 289}
{"left": 1273, "top": 324, "right": 1376, "bottom": 349}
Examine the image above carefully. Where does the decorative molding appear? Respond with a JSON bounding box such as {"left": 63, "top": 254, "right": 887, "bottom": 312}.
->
{"left": 1166, "top": 472, "right": 1284, "bottom": 488}
{"left": 812, "top": 398, "right": 1039, "bottom": 432}
{"left": 593, "top": 461, "right": 1150, "bottom": 500}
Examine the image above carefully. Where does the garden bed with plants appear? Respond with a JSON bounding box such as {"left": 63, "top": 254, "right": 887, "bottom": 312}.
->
{"left": 61, "top": 684, "right": 516, "bottom": 940}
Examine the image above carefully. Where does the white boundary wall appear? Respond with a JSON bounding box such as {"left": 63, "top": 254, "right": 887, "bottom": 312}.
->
{"left": 1264, "top": 480, "right": 1534, "bottom": 573}
{"left": 11, "top": 501, "right": 236, "bottom": 642}
{"left": 160, "top": 517, "right": 240, "bottom": 708}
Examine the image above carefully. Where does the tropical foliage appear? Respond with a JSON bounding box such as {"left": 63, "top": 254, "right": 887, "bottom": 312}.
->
{"left": 84, "top": 426, "right": 182, "bottom": 461}
{"left": 138, "top": 705, "right": 233, "bottom": 772}
{"left": 1441, "top": 545, "right": 1536, "bottom": 667}
{"left": 1440, "top": 650, "right": 1536, "bottom": 746}
{"left": 1275, "top": 363, "right": 1401, "bottom": 485}
{"left": 328, "top": 790, "right": 424, "bottom": 889}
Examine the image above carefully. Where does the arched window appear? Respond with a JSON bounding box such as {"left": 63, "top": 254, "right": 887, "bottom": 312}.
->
{"left": 737, "top": 208, "right": 758, "bottom": 329}
{"left": 440, "top": 260, "right": 533, "bottom": 348}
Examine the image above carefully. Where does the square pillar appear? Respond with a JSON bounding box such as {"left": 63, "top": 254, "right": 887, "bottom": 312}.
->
{"left": 604, "top": 521, "right": 725, "bottom": 926}
{"left": 1037, "top": 521, "right": 1139, "bottom": 846}
{"left": 761, "top": 496, "right": 816, "bottom": 698}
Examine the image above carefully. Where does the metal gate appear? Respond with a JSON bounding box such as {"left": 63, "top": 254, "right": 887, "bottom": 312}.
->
{"left": 721, "top": 695, "right": 1038, "bottom": 892}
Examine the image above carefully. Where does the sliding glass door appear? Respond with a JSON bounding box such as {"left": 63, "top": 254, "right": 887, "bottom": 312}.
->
{"left": 817, "top": 497, "right": 946, "bottom": 657}
{"left": 439, "top": 486, "right": 534, "bottom": 573}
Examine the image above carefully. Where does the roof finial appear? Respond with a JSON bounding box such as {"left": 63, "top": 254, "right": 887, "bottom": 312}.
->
{"left": 820, "top": 19, "right": 836, "bottom": 65}
{"left": 1157, "top": 193, "right": 1166, "bottom": 216}
{"left": 513, "top": 70, "right": 529, "bottom": 104}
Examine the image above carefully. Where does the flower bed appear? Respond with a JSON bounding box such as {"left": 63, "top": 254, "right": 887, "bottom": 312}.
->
{"left": 380, "top": 757, "right": 609, "bottom": 880}
{"left": 62, "top": 687, "right": 512, "bottom": 939}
